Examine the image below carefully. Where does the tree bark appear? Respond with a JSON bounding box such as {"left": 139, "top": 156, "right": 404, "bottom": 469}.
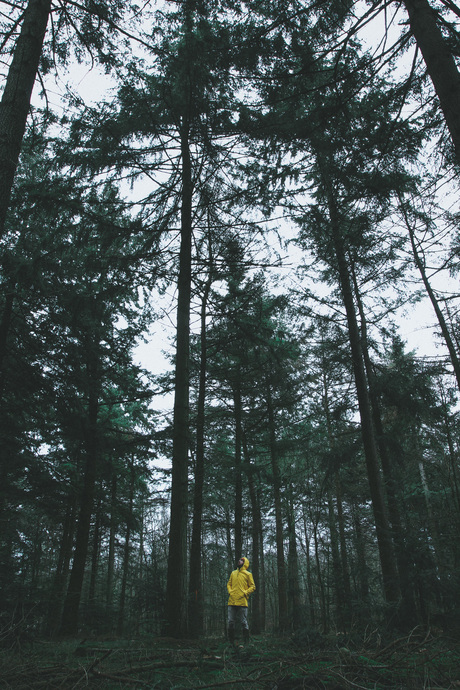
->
{"left": 233, "top": 382, "right": 243, "bottom": 562}
{"left": 322, "top": 366, "right": 351, "bottom": 626}
{"left": 0, "top": 290, "right": 15, "bottom": 398}
{"left": 60, "top": 378, "right": 99, "bottom": 635}
{"left": 45, "top": 496, "right": 76, "bottom": 636}
{"left": 313, "top": 516, "right": 328, "bottom": 632}
{"left": 352, "top": 503, "right": 370, "bottom": 603}
{"left": 439, "top": 386, "right": 460, "bottom": 515}
{"left": 335, "top": 477, "right": 352, "bottom": 616}
{"left": 188, "top": 273, "right": 212, "bottom": 637}
{"left": 287, "top": 495, "right": 302, "bottom": 630}
{"left": 257, "top": 486, "right": 266, "bottom": 632}
{"left": 402, "top": 201, "right": 460, "bottom": 392}
{"left": 106, "top": 471, "right": 117, "bottom": 611}
{"left": 302, "top": 513, "right": 316, "bottom": 626}
{"left": 242, "top": 434, "right": 264, "bottom": 633}
{"left": 88, "top": 500, "right": 101, "bottom": 610}
{"left": 401, "top": 0, "right": 460, "bottom": 164}
{"left": 225, "top": 508, "right": 233, "bottom": 569}
{"left": 351, "top": 260, "right": 418, "bottom": 625}
{"left": 327, "top": 489, "right": 347, "bottom": 628}
{"left": 165, "top": 120, "right": 193, "bottom": 637}
{"left": 317, "top": 155, "right": 401, "bottom": 606}
{"left": 117, "top": 459, "right": 135, "bottom": 636}
{"left": 0, "top": 0, "right": 51, "bottom": 238}
{"left": 266, "top": 383, "right": 289, "bottom": 632}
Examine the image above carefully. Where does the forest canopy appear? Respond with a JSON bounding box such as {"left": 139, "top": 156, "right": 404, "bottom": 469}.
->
{"left": 1, "top": 0, "right": 460, "bottom": 647}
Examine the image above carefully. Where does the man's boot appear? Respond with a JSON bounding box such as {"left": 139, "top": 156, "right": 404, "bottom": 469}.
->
{"left": 228, "top": 627, "right": 235, "bottom": 645}
{"left": 243, "top": 628, "right": 250, "bottom": 645}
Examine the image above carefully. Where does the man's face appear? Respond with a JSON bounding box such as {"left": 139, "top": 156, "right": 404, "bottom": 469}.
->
{"left": 238, "top": 558, "right": 244, "bottom": 568}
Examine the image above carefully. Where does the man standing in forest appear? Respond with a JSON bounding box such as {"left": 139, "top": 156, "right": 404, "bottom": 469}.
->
{"left": 227, "top": 556, "right": 256, "bottom": 645}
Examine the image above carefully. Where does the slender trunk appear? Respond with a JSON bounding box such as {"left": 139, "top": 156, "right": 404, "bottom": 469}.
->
{"left": 439, "top": 390, "right": 460, "bottom": 515}
{"left": 233, "top": 382, "right": 243, "bottom": 561}
{"left": 419, "top": 458, "right": 442, "bottom": 574}
{"left": 287, "top": 495, "right": 302, "bottom": 630}
{"left": 106, "top": 471, "right": 117, "bottom": 611}
{"left": 401, "top": 0, "right": 460, "bottom": 164}
{"left": 242, "top": 434, "right": 263, "bottom": 633}
{"left": 0, "top": 290, "right": 14, "bottom": 397}
{"left": 29, "top": 522, "right": 43, "bottom": 590}
{"left": 317, "top": 155, "right": 400, "bottom": 605}
{"left": 188, "top": 273, "right": 212, "bottom": 637}
{"left": 327, "top": 490, "right": 346, "bottom": 628}
{"left": 88, "top": 498, "right": 101, "bottom": 608}
{"left": 257, "top": 486, "right": 266, "bottom": 632}
{"left": 138, "top": 500, "right": 145, "bottom": 583}
{"left": 249, "top": 482, "right": 262, "bottom": 633}
{"left": 45, "top": 496, "right": 76, "bottom": 636}
{"left": 438, "top": 395, "right": 460, "bottom": 588}
{"left": 225, "top": 508, "right": 233, "bottom": 570}
{"left": 352, "top": 504, "right": 370, "bottom": 603}
{"left": 403, "top": 203, "right": 460, "bottom": 392}
{"left": 60, "top": 382, "right": 99, "bottom": 635}
{"left": 335, "top": 477, "right": 352, "bottom": 612}
{"left": 313, "top": 517, "right": 328, "bottom": 632}
{"left": 0, "top": 0, "right": 52, "bottom": 238}
{"left": 266, "top": 383, "right": 289, "bottom": 632}
{"left": 351, "top": 261, "right": 417, "bottom": 625}
{"left": 335, "top": 242, "right": 399, "bottom": 604}
{"left": 322, "top": 365, "right": 350, "bottom": 626}
{"left": 302, "top": 514, "right": 316, "bottom": 626}
{"left": 165, "top": 120, "right": 192, "bottom": 637}
{"left": 117, "top": 459, "right": 135, "bottom": 636}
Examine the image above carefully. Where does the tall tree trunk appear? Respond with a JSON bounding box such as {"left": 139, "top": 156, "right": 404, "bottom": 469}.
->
{"left": 248, "top": 481, "right": 262, "bottom": 634}
{"left": 287, "top": 494, "right": 302, "bottom": 631}
{"left": 401, "top": 0, "right": 460, "bottom": 164}
{"left": 0, "top": 290, "right": 14, "bottom": 397}
{"left": 351, "top": 261, "right": 418, "bottom": 625}
{"left": 322, "top": 365, "right": 351, "bottom": 626}
{"left": 317, "top": 155, "right": 400, "bottom": 606}
{"left": 402, "top": 201, "right": 460, "bottom": 392}
{"left": 46, "top": 495, "right": 76, "bottom": 636}
{"left": 233, "top": 382, "right": 243, "bottom": 561}
{"left": 165, "top": 120, "right": 193, "bottom": 637}
{"left": 327, "top": 490, "right": 347, "bottom": 628}
{"left": 439, "top": 386, "right": 460, "bottom": 515}
{"left": 302, "top": 514, "right": 316, "bottom": 627}
{"left": 266, "top": 382, "right": 289, "bottom": 632}
{"left": 335, "top": 476, "right": 352, "bottom": 617}
{"left": 117, "top": 459, "right": 135, "bottom": 636}
{"left": 352, "top": 503, "right": 370, "bottom": 604}
{"left": 60, "top": 380, "right": 100, "bottom": 636}
{"left": 106, "top": 471, "right": 117, "bottom": 612}
{"left": 0, "top": 0, "right": 51, "bottom": 239}
{"left": 88, "top": 498, "right": 101, "bottom": 609}
{"left": 257, "top": 486, "right": 266, "bottom": 632}
{"left": 418, "top": 457, "right": 443, "bottom": 580}
{"left": 225, "top": 508, "right": 233, "bottom": 569}
{"left": 242, "top": 434, "right": 263, "bottom": 633}
{"left": 138, "top": 499, "right": 145, "bottom": 582}
{"left": 313, "top": 516, "right": 328, "bottom": 632}
{"left": 188, "top": 271, "right": 212, "bottom": 637}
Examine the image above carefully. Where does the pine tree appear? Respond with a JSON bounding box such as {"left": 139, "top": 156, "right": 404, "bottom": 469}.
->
{"left": 0, "top": 0, "right": 139, "bottom": 240}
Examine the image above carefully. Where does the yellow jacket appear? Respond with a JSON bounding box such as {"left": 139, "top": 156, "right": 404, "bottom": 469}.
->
{"left": 227, "top": 557, "right": 256, "bottom": 607}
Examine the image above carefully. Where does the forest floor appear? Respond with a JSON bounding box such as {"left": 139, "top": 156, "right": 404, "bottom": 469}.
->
{"left": 1, "top": 627, "right": 460, "bottom": 689}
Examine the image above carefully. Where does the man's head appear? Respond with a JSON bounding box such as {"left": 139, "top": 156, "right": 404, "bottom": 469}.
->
{"left": 237, "top": 557, "right": 245, "bottom": 568}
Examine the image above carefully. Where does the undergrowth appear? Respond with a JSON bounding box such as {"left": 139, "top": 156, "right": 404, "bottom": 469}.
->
{"left": 1, "top": 626, "right": 460, "bottom": 688}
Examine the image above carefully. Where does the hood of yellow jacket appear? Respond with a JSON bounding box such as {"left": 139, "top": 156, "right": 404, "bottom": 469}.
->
{"left": 240, "top": 557, "right": 249, "bottom": 570}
